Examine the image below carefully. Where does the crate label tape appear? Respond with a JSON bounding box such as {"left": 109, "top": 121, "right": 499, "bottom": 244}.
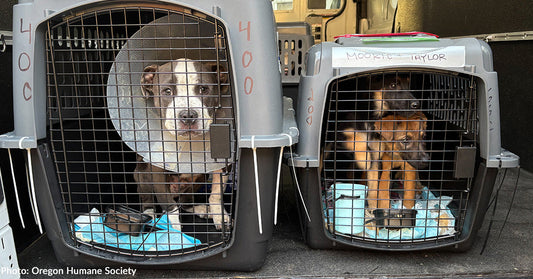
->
{"left": 332, "top": 46, "right": 466, "bottom": 68}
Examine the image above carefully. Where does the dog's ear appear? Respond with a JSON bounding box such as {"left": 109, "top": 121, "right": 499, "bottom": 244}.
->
{"left": 141, "top": 64, "right": 158, "bottom": 97}
{"left": 420, "top": 117, "right": 427, "bottom": 130}
{"left": 205, "top": 62, "right": 229, "bottom": 85}
{"left": 396, "top": 75, "right": 410, "bottom": 85}
{"left": 421, "top": 120, "right": 427, "bottom": 131}
{"left": 411, "top": 111, "right": 428, "bottom": 130}
{"left": 413, "top": 111, "right": 428, "bottom": 130}
{"left": 374, "top": 117, "right": 396, "bottom": 141}
{"left": 369, "top": 75, "right": 383, "bottom": 90}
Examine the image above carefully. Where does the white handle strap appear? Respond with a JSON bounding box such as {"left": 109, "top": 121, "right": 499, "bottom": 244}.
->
{"left": 7, "top": 149, "right": 25, "bottom": 228}
{"left": 251, "top": 136, "right": 263, "bottom": 234}
{"left": 280, "top": 133, "right": 311, "bottom": 222}
{"left": 274, "top": 145, "right": 284, "bottom": 225}
{"left": 26, "top": 148, "right": 43, "bottom": 234}
{"left": 24, "top": 157, "right": 37, "bottom": 222}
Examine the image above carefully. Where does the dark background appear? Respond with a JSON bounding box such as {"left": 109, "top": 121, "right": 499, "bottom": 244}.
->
{"left": 0, "top": 0, "right": 531, "bottom": 252}
{"left": 396, "top": 0, "right": 533, "bottom": 171}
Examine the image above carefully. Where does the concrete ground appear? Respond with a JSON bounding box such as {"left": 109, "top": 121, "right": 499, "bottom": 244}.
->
{"left": 17, "top": 168, "right": 532, "bottom": 278}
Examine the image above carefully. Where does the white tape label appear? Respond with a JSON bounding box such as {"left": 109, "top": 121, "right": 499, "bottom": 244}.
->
{"left": 332, "top": 46, "right": 466, "bottom": 68}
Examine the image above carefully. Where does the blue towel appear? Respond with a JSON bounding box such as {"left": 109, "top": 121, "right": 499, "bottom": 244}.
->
{"left": 74, "top": 209, "right": 201, "bottom": 251}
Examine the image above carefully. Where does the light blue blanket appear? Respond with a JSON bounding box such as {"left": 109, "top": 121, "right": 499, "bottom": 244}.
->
{"left": 74, "top": 208, "right": 201, "bottom": 251}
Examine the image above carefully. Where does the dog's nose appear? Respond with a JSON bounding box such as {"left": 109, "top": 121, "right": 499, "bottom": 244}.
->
{"left": 410, "top": 100, "right": 420, "bottom": 109}
{"left": 178, "top": 110, "right": 198, "bottom": 125}
{"left": 418, "top": 152, "right": 431, "bottom": 169}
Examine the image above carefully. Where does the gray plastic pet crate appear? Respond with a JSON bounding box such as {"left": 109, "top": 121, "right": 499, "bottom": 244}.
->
{"left": 277, "top": 22, "right": 314, "bottom": 85}
{"left": 291, "top": 33, "right": 519, "bottom": 251}
{"left": 0, "top": 0, "right": 297, "bottom": 270}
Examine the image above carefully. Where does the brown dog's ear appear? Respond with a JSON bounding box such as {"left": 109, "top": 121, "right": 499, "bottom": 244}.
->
{"left": 411, "top": 111, "right": 428, "bottom": 130}
{"left": 396, "top": 75, "right": 410, "bottom": 85}
{"left": 374, "top": 116, "right": 396, "bottom": 141}
{"left": 205, "top": 62, "right": 229, "bottom": 85}
{"left": 141, "top": 64, "right": 158, "bottom": 97}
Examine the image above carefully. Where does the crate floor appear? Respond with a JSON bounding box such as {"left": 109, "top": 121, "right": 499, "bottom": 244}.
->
{"left": 17, "top": 169, "right": 532, "bottom": 278}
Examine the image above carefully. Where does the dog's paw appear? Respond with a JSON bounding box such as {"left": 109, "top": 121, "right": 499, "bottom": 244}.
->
{"left": 185, "top": 205, "right": 209, "bottom": 219}
{"left": 210, "top": 208, "right": 232, "bottom": 231}
{"left": 167, "top": 209, "right": 182, "bottom": 232}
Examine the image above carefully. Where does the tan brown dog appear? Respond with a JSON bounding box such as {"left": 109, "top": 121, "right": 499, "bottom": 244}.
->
{"left": 373, "top": 112, "right": 429, "bottom": 210}
{"left": 340, "top": 130, "right": 382, "bottom": 209}
{"left": 319, "top": 73, "right": 421, "bottom": 179}
{"left": 370, "top": 75, "right": 420, "bottom": 120}
{"left": 342, "top": 112, "right": 429, "bottom": 211}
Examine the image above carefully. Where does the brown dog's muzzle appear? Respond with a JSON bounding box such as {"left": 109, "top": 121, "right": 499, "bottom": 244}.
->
{"left": 406, "top": 151, "right": 430, "bottom": 169}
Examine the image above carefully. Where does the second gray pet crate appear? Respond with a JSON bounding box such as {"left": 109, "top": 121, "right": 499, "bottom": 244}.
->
{"left": 1, "top": 0, "right": 297, "bottom": 270}
{"left": 292, "top": 33, "right": 519, "bottom": 251}
{"left": 277, "top": 22, "right": 314, "bottom": 84}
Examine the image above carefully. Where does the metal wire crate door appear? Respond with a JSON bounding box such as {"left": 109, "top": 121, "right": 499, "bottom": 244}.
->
{"left": 321, "top": 71, "right": 478, "bottom": 245}
{"left": 46, "top": 6, "right": 237, "bottom": 257}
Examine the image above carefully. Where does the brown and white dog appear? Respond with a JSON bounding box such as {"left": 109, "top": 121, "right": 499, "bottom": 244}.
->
{"left": 135, "top": 58, "right": 232, "bottom": 231}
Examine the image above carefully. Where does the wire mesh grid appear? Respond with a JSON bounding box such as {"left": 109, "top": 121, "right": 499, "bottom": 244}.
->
{"left": 45, "top": 5, "right": 237, "bottom": 257}
{"left": 321, "top": 70, "right": 478, "bottom": 245}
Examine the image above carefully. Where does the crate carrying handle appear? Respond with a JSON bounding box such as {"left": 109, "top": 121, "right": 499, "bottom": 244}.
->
{"left": 274, "top": 145, "right": 284, "bottom": 225}
{"left": 5, "top": 144, "right": 43, "bottom": 234}
{"left": 277, "top": 133, "right": 311, "bottom": 224}
{"left": 26, "top": 148, "right": 43, "bottom": 234}
{"left": 251, "top": 136, "right": 263, "bottom": 234}
{"left": 6, "top": 149, "right": 25, "bottom": 228}
{"left": 252, "top": 130, "right": 307, "bottom": 233}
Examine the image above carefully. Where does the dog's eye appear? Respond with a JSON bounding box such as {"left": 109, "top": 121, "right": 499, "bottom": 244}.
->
{"left": 389, "top": 82, "right": 397, "bottom": 89}
{"left": 163, "top": 88, "right": 172, "bottom": 95}
{"left": 199, "top": 86, "right": 209, "bottom": 94}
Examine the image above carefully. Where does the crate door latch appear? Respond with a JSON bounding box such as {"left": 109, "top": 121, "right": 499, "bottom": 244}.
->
{"left": 454, "top": 146, "right": 477, "bottom": 179}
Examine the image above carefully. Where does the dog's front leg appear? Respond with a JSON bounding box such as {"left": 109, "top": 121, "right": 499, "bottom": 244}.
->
{"left": 377, "top": 153, "right": 392, "bottom": 210}
{"left": 350, "top": 132, "right": 379, "bottom": 211}
{"left": 209, "top": 169, "right": 231, "bottom": 230}
{"left": 366, "top": 164, "right": 380, "bottom": 211}
{"left": 402, "top": 163, "right": 417, "bottom": 209}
